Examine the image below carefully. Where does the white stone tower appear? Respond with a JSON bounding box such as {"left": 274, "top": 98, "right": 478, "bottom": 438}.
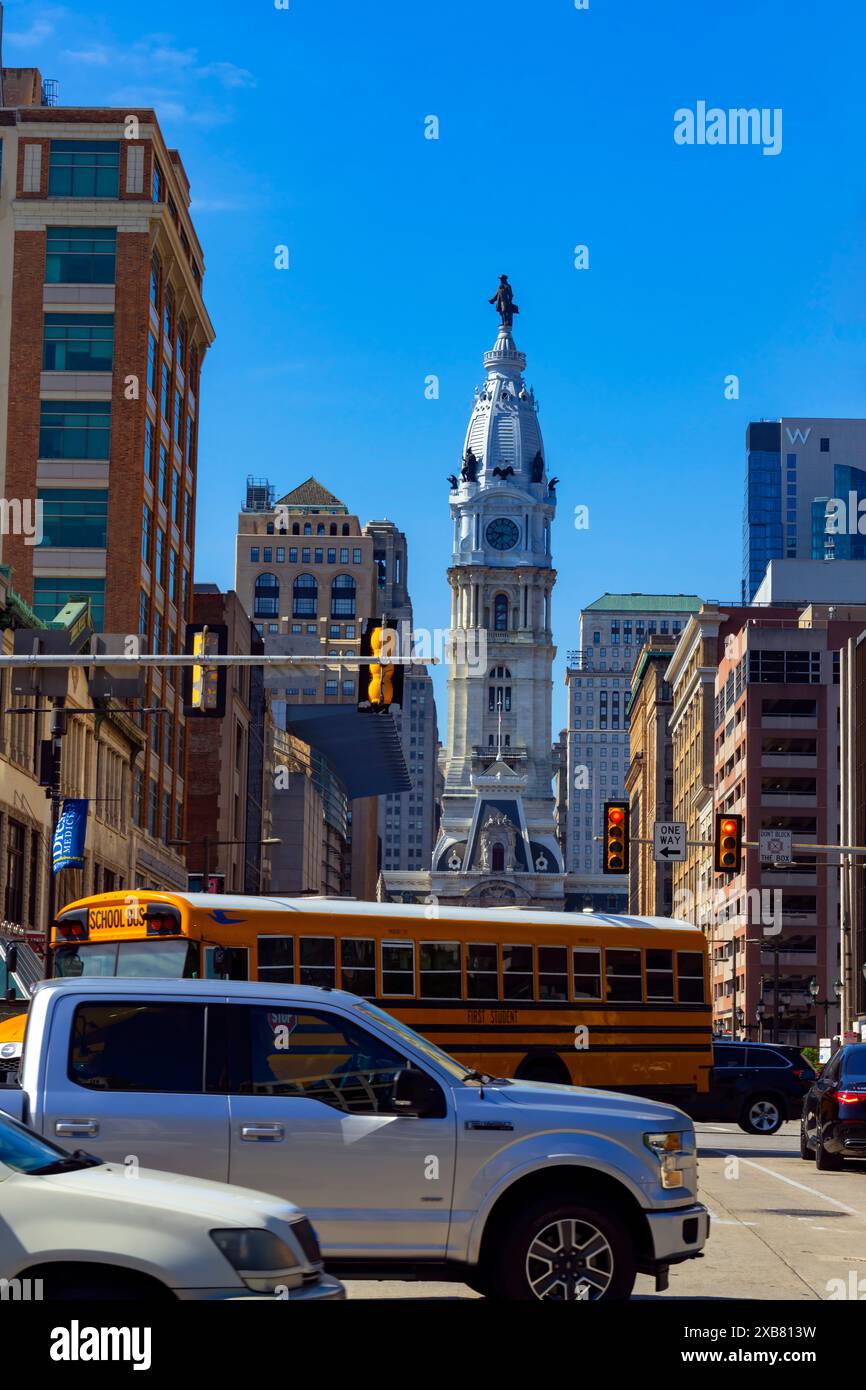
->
{"left": 431, "top": 283, "right": 564, "bottom": 907}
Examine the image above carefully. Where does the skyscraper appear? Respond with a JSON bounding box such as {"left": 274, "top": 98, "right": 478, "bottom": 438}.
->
{"left": 564, "top": 594, "right": 701, "bottom": 909}
{"left": 0, "top": 66, "right": 214, "bottom": 893}
{"left": 429, "top": 288, "right": 564, "bottom": 908}
{"left": 742, "top": 419, "right": 866, "bottom": 601}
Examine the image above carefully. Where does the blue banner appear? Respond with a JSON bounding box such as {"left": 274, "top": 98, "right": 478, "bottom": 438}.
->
{"left": 52, "top": 799, "right": 88, "bottom": 873}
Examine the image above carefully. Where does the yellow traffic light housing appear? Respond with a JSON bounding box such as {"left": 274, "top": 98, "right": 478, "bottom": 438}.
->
{"left": 183, "top": 623, "right": 227, "bottom": 718}
{"left": 603, "top": 800, "right": 629, "bottom": 875}
{"left": 358, "top": 618, "right": 404, "bottom": 713}
{"left": 714, "top": 813, "right": 743, "bottom": 874}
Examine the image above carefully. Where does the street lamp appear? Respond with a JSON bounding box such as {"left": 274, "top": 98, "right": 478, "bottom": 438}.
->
{"left": 735, "top": 1005, "right": 745, "bottom": 1039}
{"left": 755, "top": 1000, "right": 765, "bottom": 1043}
{"left": 809, "top": 977, "right": 840, "bottom": 1041}
{"left": 169, "top": 836, "right": 281, "bottom": 893}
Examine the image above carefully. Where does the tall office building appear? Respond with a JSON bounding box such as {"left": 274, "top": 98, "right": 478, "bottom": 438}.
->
{"left": 363, "top": 519, "right": 438, "bottom": 877}
{"left": 564, "top": 594, "right": 701, "bottom": 909}
{"left": 234, "top": 477, "right": 410, "bottom": 898}
{"left": 0, "top": 63, "right": 214, "bottom": 892}
{"left": 742, "top": 419, "right": 866, "bottom": 602}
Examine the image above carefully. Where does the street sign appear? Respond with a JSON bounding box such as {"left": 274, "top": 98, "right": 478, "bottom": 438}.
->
{"left": 653, "top": 821, "right": 686, "bottom": 863}
{"left": 819, "top": 1037, "right": 832, "bottom": 1065}
{"left": 759, "top": 829, "right": 792, "bottom": 865}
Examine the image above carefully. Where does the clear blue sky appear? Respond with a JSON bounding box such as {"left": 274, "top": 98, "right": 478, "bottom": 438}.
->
{"left": 7, "top": 0, "right": 866, "bottom": 729}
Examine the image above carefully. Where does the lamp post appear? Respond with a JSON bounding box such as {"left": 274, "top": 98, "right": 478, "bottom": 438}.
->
{"left": 168, "top": 836, "right": 281, "bottom": 894}
{"left": 756, "top": 1000, "right": 765, "bottom": 1043}
{"left": 735, "top": 1005, "right": 745, "bottom": 1040}
{"left": 809, "top": 976, "right": 842, "bottom": 1040}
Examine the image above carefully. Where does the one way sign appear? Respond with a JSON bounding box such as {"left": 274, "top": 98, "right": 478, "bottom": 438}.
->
{"left": 653, "top": 821, "right": 686, "bottom": 862}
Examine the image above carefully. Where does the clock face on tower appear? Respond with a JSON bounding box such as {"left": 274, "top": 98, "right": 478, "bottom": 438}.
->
{"left": 486, "top": 517, "right": 520, "bottom": 551}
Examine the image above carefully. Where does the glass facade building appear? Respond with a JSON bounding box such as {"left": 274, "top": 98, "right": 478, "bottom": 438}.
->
{"left": 742, "top": 424, "right": 783, "bottom": 602}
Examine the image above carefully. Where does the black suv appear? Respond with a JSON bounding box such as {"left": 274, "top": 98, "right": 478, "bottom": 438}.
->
{"left": 801, "top": 1043, "right": 866, "bottom": 1169}
{"left": 688, "top": 1040, "right": 816, "bottom": 1134}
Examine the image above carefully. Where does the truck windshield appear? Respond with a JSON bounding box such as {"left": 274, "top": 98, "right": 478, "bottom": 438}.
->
{"left": 0, "top": 1112, "right": 81, "bottom": 1176}
{"left": 53, "top": 940, "right": 198, "bottom": 979}
{"left": 353, "top": 1001, "right": 471, "bottom": 1081}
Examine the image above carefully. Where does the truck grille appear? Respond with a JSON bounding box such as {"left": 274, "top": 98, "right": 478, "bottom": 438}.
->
{"left": 292, "top": 1218, "right": 322, "bottom": 1265}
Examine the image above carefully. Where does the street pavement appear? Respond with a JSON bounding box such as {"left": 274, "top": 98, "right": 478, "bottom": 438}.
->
{"left": 343, "top": 1122, "right": 866, "bottom": 1299}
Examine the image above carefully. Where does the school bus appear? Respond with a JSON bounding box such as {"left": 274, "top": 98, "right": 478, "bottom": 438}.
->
{"left": 45, "top": 891, "right": 713, "bottom": 1105}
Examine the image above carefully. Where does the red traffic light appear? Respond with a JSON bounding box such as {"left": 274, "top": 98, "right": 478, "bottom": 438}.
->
{"left": 714, "top": 812, "right": 743, "bottom": 875}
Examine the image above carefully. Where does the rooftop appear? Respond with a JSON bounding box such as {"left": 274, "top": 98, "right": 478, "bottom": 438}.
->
{"left": 275, "top": 477, "right": 347, "bottom": 512}
{"left": 583, "top": 593, "right": 703, "bottom": 614}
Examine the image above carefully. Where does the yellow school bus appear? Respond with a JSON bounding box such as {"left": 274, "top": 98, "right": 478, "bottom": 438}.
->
{"left": 46, "top": 891, "right": 713, "bottom": 1105}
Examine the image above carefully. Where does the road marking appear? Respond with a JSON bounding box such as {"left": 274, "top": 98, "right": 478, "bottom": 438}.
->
{"left": 736, "top": 1157, "right": 865, "bottom": 1217}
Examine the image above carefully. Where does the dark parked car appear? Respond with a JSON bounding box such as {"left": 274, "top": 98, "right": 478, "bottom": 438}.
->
{"left": 688, "top": 1040, "right": 816, "bottom": 1135}
{"left": 801, "top": 1043, "right": 866, "bottom": 1170}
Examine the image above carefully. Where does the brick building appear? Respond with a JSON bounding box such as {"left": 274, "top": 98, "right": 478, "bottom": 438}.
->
{"left": 624, "top": 637, "right": 676, "bottom": 916}
{"left": 0, "top": 67, "right": 214, "bottom": 892}
{"left": 183, "top": 586, "right": 273, "bottom": 895}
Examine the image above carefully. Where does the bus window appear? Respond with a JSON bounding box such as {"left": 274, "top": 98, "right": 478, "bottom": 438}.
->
{"left": 381, "top": 941, "right": 414, "bottom": 995}
{"left": 258, "top": 936, "right": 294, "bottom": 984}
{"left": 646, "top": 949, "right": 674, "bottom": 1001}
{"left": 299, "top": 937, "right": 336, "bottom": 988}
{"left": 420, "top": 942, "right": 461, "bottom": 999}
{"left": 677, "top": 951, "right": 706, "bottom": 1003}
{"left": 340, "top": 938, "right": 375, "bottom": 996}
{"left": 605, "top": 949, "right": 642, "bottom": 1002}
{"left": 466, "top": 943, "right": 498, "bottom": 999}
{"left": 572, "top": 948, "right": 601, "bottom": 1000}
{"left": 204, "top": 946, "right": 248, "bottom": 980}
{"left": 538, "top": 946, "right": 567, "bottom": 1001}
{"left": 503, "top": 945, "right": 532, "bottom": 1000}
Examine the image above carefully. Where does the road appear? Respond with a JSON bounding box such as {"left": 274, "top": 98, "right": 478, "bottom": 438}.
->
{"left": 343, "top": 1122, "right": 866, "bottom": 1300}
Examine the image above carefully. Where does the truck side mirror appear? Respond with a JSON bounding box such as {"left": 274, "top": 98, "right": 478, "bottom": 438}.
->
{"left": 391, "top": 1067, "right": 444, "bottom": 1119}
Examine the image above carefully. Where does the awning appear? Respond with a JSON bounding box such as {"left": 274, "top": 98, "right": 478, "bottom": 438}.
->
{"left": 284, "top": 705, "right": 411, "bottom": 798}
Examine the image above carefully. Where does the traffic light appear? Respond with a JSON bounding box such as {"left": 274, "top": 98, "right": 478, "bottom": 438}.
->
{"left": 183, "top": 623, "right": 227, "bottom": 718}
{"left": 602, "top": 800, "right": 629, "bottom": 875}
{"left": 358, "top": 618, "right": 404, "bottom": 712}
{"left": 714, "top": 813, "right": 743, "bottom": 874}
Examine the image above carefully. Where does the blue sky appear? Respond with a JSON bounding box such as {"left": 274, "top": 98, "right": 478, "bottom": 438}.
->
{"left": 6, "top": 0, "right": 866, "bottom": 728}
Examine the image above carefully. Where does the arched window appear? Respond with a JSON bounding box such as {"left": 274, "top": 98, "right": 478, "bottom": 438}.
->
{"left": 176, "top": 316, "right": 187, "bottom": 369}
{"left": 494, "top": 593, "right": 509, "bottom": 631}
{"left": 342, "top": 523, "right": 350, "bottom": 536}
{"left": 292, "top": 573, "right": 317, "bottom": 618}
{"left": 292, "top": 522, "right": 299, "bottom": 535}
{"left": 150, "top": 254, "right": 161, "bottom": 309}
{"left": 331, "top": 573, "right": 356, "bottom": 618}
{"left": 329, "top": 523, "right": 337, "bottom": 536}
{"left": 303, "top": 522, "right": 312, "bottom": 536}
{"left": 317, "top": 522, "right": 325, "bottom": 535}
{"left": 254, "top": 572, "right": 280, "bottom": 618}
{"left": 492, "top": 843, "right": 505, "bottom": 872}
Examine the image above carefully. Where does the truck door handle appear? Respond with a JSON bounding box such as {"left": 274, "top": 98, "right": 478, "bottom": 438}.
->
{"left": 55, "top": 1120, "right": 99, "bottom": 1137}
{"left": 240, "top": 1124, "right": 285, "bottom": 1141}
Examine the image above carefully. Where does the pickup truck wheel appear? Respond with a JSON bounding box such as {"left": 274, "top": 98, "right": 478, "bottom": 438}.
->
{"left": 489, "top": 1194, "right": 636, "bottom": 1302}
{"left": 738, "top": 1096, "right": 783, "bottom": 1135}
{"left": 799, "top": 1121, "right": 812, "bottom": 1160}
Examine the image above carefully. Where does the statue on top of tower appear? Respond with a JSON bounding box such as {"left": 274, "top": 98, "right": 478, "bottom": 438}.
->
{"left": 489, "top": 274, "right": 519, "bottom": 327}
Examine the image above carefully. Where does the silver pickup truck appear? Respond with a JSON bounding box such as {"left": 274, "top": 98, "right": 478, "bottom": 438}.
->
{"left": 0, "top": 977, "right": 710, "bottom": 1301}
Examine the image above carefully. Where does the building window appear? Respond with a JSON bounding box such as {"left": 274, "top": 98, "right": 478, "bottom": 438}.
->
{"left": 292, "top": 573, "right": 317, "bottom": 618}
{"left": 315, "top": 548, "right": 323, "bottom": 564}
{"left": 141, "top": 502, "right": 152, "bottom": 564}
{"left": 32, "top": 577, "right": 105, "bottom": 628}
{"left": 289, "top": 548, "right": 297, "bottom": 563}
{"left": 158, "top": 445, "right": 169, "bottom": 504}
{"left": 39, "top": 401, "right": 110, "bottom": 460}
{"left": 144, "top": 416, "right": 155, "bottom": 480}
{"left": 45, "top": 226, "right": 116, "bottom": 284}
{"left": 255, "top": 572, "right": 280, "bottom": 618}
{"left": 38, "top": 488, "right": 108, "bottom": 549}
{"left": 250, "top": 547, "right": 260, "bottom": 563}
{"left": 352, "top": 548, "right": 362, "bottom": 564}
{"left": 148, "top": 332, "right": 158, "bottom": 393}
{"left": 493, "top": 593, "right": 508, "bottom": 631}
{"left": 154, "top": 527, "right": 166, "bottom": 587}
{"left": 4, "top": 821, "right": 25, "bottom": 924}
{"left": 168, "top": 549, "right": 177, "bottom": 604}
{"left": 325, "top": 678, "right": 338, "bottom": 696}
{"left": 331, "top": 574, "right": 356, "bottom": 618}
{"left": 160, "top": 362, "right": 170, "bottom": 419}
{"left": 150, "top": 254, "right": 161, "bottom": 308}
{"left": 42, "top": 312, "right": 114, "bottom": 372}
{"left": 48, "top": 140, "right": 120, "bottom": 198}
{"left": 276, "top": 547, "right": 285, "bottom": 563}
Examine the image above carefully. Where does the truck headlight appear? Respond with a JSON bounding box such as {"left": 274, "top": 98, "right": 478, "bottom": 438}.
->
{"left": 211, "top": 1229, "right": 301, "bottom": 1293}
{"left": 644, "top": 1132, "right": 688, "bottom": 1189}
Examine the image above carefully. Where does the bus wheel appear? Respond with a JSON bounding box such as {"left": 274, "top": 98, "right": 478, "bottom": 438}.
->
{"left": 489, "top": 1193, "right": 635, "bottom": 1302}
{"left": 515, "top": 1057, "right": 569, "bottom": 1086}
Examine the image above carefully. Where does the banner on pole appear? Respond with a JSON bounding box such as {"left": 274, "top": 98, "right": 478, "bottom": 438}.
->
{"left": 52, "top": 799, "right": 88, "bottom": 873}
